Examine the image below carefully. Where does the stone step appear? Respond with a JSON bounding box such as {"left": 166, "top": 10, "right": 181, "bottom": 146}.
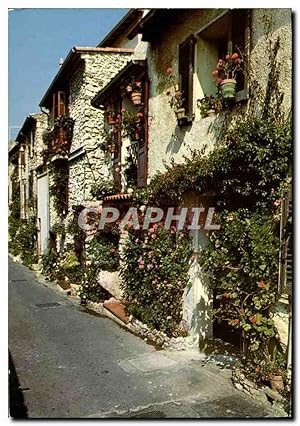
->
{"left": 103, "top": 300, "right": 130, "bottom": 324}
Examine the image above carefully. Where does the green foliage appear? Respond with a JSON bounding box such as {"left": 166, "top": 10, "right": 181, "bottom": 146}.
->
{"left": 9, "top": 189, "right": 38, "bottom": 266}
{"left": 200, "top": 211, "right": 279, "bottom": 358}
{"left": 41, "top": 243, "right": 59, "bottom": 279}
{"left": 49, "top": 166, "right": 69, "bottom": 215}
{"left": 90, "top": 179, "right": 116, "bottom": 199}
{"left": 121, "top": 225, "right": 193, "bottom": 336}
{"left": 134, "top": 114, "right": 291, "bottom": 210}
{"left": 86, "top": 226, "right": 120, "bottom": 272}
{"left": 76, "top": 265, "right": 110, "bottom": 303}
{"left": 197, "top": 95, "right": 222, "bottom": 118}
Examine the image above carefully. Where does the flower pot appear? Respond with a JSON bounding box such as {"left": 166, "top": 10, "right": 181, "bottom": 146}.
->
{"left": 207, "top": 109, "right": 216, "bottom": 117}
{"left": 270, "top": 375, "right": 285, "bottom": 393}
{"left": 131, "top": 91, "right": 142, "bottom": 105}
{"left": 107, "top": 114, "right": 116, "bottom": 125}
{"left": 220, "top": 79, "right": 237, "bottom": 99}
{"left": 108, "top": 144, "right": 115, "bottom": 154}
{"left": 175, "top": 108, "right": 186, "bottom": 120}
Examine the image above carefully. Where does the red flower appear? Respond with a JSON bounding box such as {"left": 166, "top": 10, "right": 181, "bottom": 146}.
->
{"left": 231, "top": 53, "right": 239, "bottom": 60}
{"left": 212, "top": 69, "right": 219, "bottom": 76}
{"left": 223, "top": 292, "right": 230, "bottom": 299}
{"left": 250, "top": 315, "right": 257, "bottom": 324}
{"left": 135, "top": 81, "right": 142, "bottom": 87}
{"left": 136, "top": 112, "right": 143, "bottom": 118}
{"left": 166, "top": 67, "right": 173, "bottom": 75}
{"left": 258, "top": 280, "right": 266, "bottom": 288}
{"left": 216, "top": 78, "right": 223, "bottom": 85}
{"left": 232, "top": 319, "right": 240, "bottom": 325}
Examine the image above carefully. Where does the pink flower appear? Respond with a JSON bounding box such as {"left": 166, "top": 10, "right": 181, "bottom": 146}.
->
{"left": 147, "top": 264, "right": 153, "bottom": 270}
{"left": 274, "top": 199, "right": 281, "bottom": 207}
{"left": 135, "top": 81, "right": 142, "bottom": 86}
{"left": 216, "top": 78, "right": 223, "bottom": 85}
{"left": 136, "top": 112, "right": 143, "bottom": 118}
{"left": 231, "top": 53, "right": 239, "bottom": 60}
{"left": 212, "top": 69, "right": 219, "bottom": 76}
{"left": 149, "top": 228, "right": 155, "bottom": 234}
{"left": 225, "top": 54, "right": 231, "bottom": 60}
{"left": 166, "top": 67, "right": 173, "bottom": 75}
{"left": 121, "top": 108, "right": 126, "bottom": 113}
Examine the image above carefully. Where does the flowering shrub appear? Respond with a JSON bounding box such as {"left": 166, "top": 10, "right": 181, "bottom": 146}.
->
{"left": 121, "top": 224, "right": 193, "bottom": 336}
{"left": 86, "top": 226, "right": 120, "bottom": 272}
{"left": 165, "top": 67, "right": 185, "bottom": 111}
{"left": 212, "top": 52, "right": 244, "bottom": 83}
{"left": 199, "top": 210, "right": 279, "bottom": 361}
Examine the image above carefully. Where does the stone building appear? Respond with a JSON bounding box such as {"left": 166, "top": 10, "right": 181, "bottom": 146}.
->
{"left": 8, "top": 113, "right": 48, "bottom": 255}
{"left": 91, "top": 8, "right": 292, "bottom": 350}
{"left": 38, "top": 46, "right": 134, "bottom": 251}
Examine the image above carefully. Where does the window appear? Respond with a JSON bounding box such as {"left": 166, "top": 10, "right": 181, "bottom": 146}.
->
{"left": 195, "top": 10, "right": 250, "bottom": 104}
{"left": 52, "top": 91, "right": 68, "bottom": 118}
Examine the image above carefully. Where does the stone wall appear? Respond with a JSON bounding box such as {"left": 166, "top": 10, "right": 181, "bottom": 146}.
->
{"left": 68, "top": 51, "right": 132, "bottom": 206}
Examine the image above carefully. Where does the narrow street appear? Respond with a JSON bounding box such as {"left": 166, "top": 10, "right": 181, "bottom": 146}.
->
{"left": 8, "top": 258, "right": 273, "bottom": 418}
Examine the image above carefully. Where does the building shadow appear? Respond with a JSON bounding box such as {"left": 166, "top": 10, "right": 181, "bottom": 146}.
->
{"left": 9, "top": 350, "right": 28, "bottom": 418}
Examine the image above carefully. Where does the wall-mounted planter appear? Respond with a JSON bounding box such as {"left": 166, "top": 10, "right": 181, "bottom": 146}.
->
{"left": 207, "top": 109, "right": 216, "bottom": 118}
{"left": 131, "top": 91, "right": 142, "bottom": 105}
{"left": 175, "top": 108, "right": 186, "bottom": 120}
{"left": 220, "top": 79, "right": 237, "bottom": 99}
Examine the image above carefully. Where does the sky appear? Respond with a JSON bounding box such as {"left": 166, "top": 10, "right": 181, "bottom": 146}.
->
{"left": 8, "top": 8, "right": 128, "bottom": 140}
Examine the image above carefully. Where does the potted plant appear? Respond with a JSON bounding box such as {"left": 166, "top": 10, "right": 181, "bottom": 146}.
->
{"left": 197, "top": 95, "right": 222, "bottom": 118}
{"left": 212, "top": 53, "right": 244, "bottom": 99}
{"left": 165, "top": 67, "right": 186, "bottom": 120}
{"left": 121, "top": 109, "right": 144, "bottom": 140}
{"left": 104, "top": 107, "right": 117, "bottom": 125}
{"left": 130, "top": 81, "right": 143, "bottom": 105}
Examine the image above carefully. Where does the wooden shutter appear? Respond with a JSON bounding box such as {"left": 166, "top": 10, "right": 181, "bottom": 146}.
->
{"left": 179, "top": 35, "right": 195, "bottom": 120}
{"left": 58, "top": 91, "right": 67, "bottom": 116}
{"left": 113, "top": 129, "right": 122, "bottom": 191}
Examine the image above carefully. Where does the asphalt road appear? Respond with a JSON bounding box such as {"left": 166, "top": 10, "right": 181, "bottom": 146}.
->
{"left": 8, "top": 258, "right": 274, "bottom": 419}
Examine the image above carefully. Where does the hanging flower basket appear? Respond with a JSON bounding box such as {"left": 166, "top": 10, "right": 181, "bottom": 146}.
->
{"left": 108, "top": 144, "right": 115, "bottom": 154}
{"left": 220, "top": 79, "right": 237, "bottom": 99}
{"left": 175, "top": 108, "right": 186, "bottom": 120}
{"left": 131, "top": 91, "right": 142, "bottom": 105}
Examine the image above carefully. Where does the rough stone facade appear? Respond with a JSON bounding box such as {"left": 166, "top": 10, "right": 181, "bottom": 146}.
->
{"left": 67, "top": 51, "right": 132, "bottom": 207}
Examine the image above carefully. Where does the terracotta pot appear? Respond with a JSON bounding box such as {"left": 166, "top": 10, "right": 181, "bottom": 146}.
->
{"left": 108, "top": 144, "right": 115, "bottom": 154}
{"left": 131, "top": 91, "right": 142, "bottom": 105}
{"left": 270, "top": 375, "right": 285, "bottom": 393}
{"left": 220, "top": 79, "right": 237, "bottom": 99}
{"left": 175, "top": 108, "right": 186, "bottom": 120}
{"left": 107, "top": 114, "right": 116, "bottom": 125}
